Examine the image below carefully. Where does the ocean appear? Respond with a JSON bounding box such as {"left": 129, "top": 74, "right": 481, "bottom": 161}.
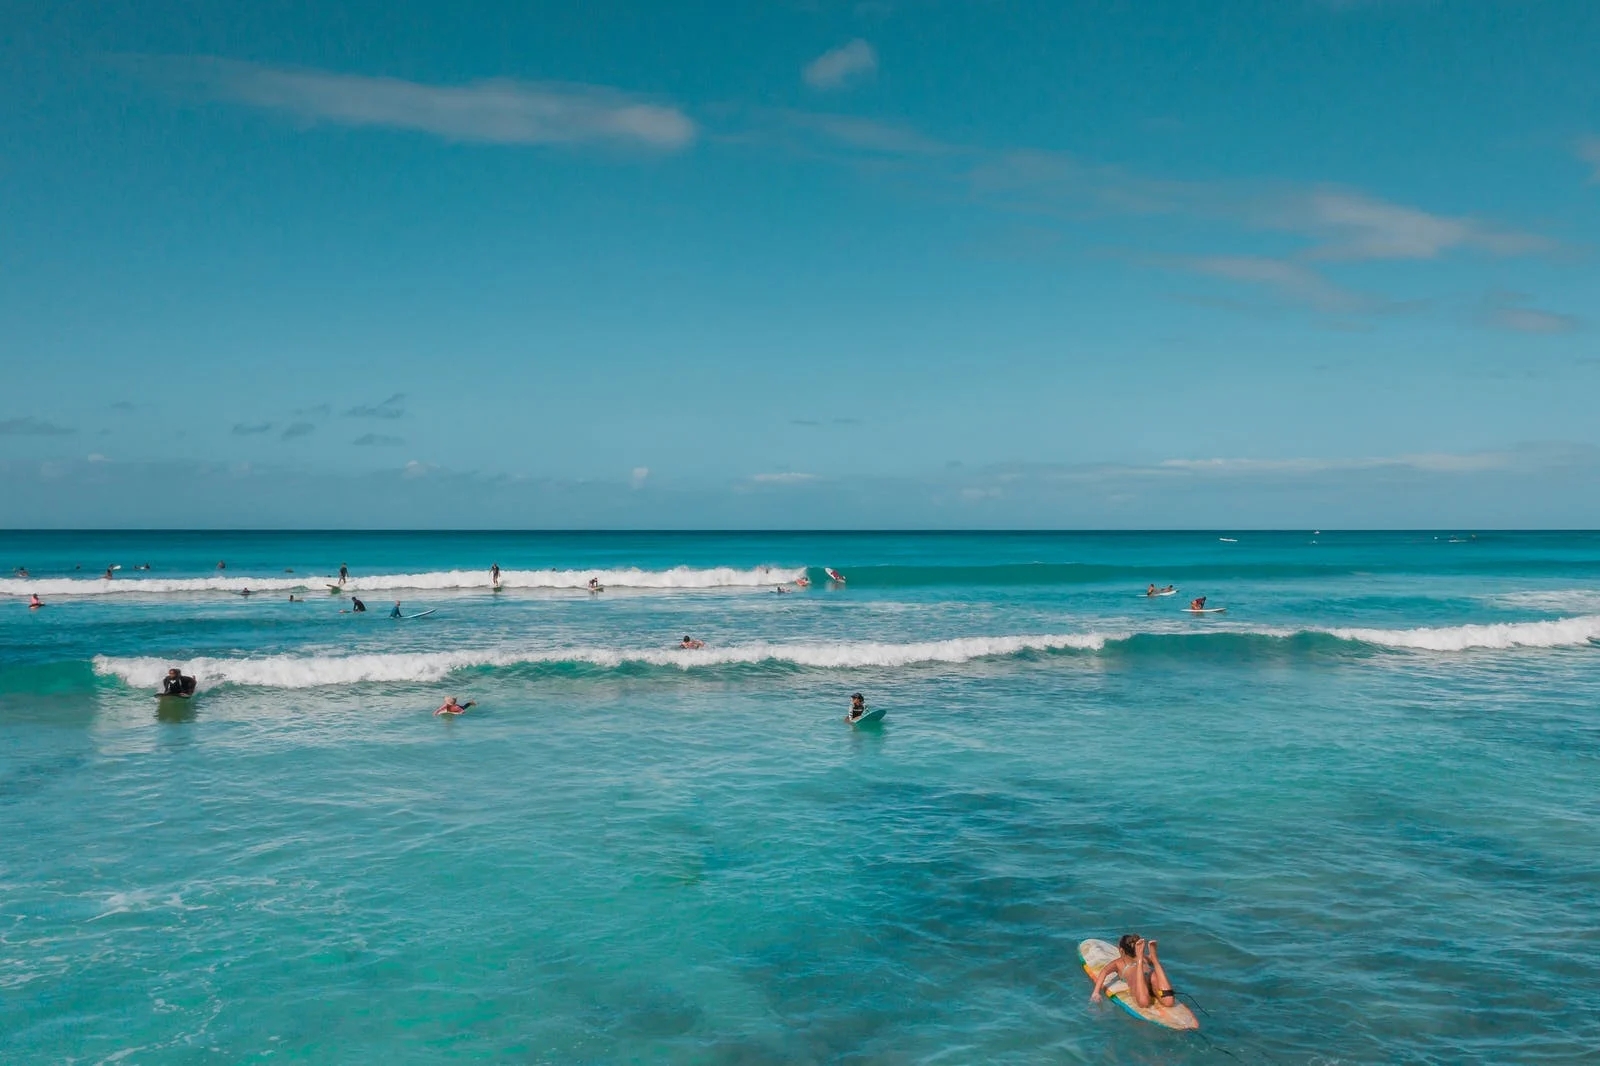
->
{"left": 2, "top": 530, "right": 1597, "bottom": 1063}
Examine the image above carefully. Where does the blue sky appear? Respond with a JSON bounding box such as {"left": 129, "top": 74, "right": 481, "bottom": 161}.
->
{"left": 3, "top": 0, "right": 1598, "bottom": 527}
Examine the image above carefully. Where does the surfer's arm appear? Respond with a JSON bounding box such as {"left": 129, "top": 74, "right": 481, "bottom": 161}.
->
{"left": 1089, "top": 964, "right": 1116, "bottom": 1002}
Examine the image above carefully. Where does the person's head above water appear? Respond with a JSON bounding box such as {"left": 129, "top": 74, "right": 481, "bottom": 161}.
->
{"left": 1118, "top": 933, "right": 1144, "bottom": 957}
{"left": 166, "top": 668, "right": 180, "bottom": 678}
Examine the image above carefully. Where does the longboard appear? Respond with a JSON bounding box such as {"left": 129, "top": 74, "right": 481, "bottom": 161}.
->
{"left": 1078, "top": 939, "right": 1199, "bottom": 1031}
{"left": 403, "top": 609, "right": 436, "bottom": 619}
{"left": 1183, "top": 607, "right": 1227, "bottom": 614}
{"left": 1147, "top": 589, "right": 1178, "bottom": 597}
{"left": 825, "top": 568, "right": 846, "bottom": 583}
{"left": 848, "top": 707, "right": 886, "bottom": 726}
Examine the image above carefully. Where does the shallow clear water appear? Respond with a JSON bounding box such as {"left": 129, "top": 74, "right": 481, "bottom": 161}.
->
{"left": 2, "top": 531, "right": 1598, "bottom": 1062}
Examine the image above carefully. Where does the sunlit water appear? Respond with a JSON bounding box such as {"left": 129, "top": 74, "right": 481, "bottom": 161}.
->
{"left": 3, "top": 531, "right": 1598, "bottom": 1062}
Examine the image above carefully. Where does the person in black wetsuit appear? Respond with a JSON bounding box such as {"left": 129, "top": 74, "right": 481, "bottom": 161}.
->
{"left": 351, "top": 597, "right": 366, "bottom": 613}
{"left": 339, "top": 563, "right": 349, "bottom": 585}
{"left": 162, "top": 668, "right": 197, "bottom": 697}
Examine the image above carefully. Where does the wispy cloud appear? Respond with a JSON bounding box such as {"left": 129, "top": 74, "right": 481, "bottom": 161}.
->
{"left": 1184, "top": 255, "right": 1373, "bottom": 313}
{"left": 280, "top": 422, "right": 317, "bottom": 441}
{"left": 751, "top": 472, "right": 820, "bottom": 483}
{"left": 785, "top": 112, "right": 948, "bottom": 155}
{"left": 630, "top": 466, "right": 650, "bottom": 489}
{"left": 353, "top": 433, "right": 406, "bottom": 446}
{"left": 803, "top": 40, "right": 878, "bottom": 90}
{"left": 294, "top": 403, "right": 332, "bottom": 418}
{"left": 1290, "top": 190, "right": 1548, "bottom": 261}
{"left": 402, "top": 460, "right": 437, "bottom": 479}
{"left": 1481, "top": 291, "right": 1580, "bottom": 335}
{"left": 0, "top": 417, "right": 76, "bottom": 436}
{"left": 1157, "top": 452, "right": 1512, "bottom": 475}
{"left": 1576, "top": 136, "right": 1600, "bottom": 182}
{"left": 172, "top": 58, "right": 696, "bottom": 150}
{"left": 232, "top": 421, "right": 273, "bottom": 435}
{"left": 344, "top": 393, "right": 406, "bottom": 419}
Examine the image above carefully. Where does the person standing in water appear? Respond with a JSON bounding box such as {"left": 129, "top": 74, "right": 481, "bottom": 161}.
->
{"left": 29, "top": 594, "right": 43, "bottom": 609}
{"left": 491, "top": 562, "right": 500, "bottom": 586}
{"left": 338, "top": 563, "right": 349, "bottom": 586}
{"left": 103, "top": 566, "right": 114, "bottom": 580}
{"left": 1090, "top": 934, "right": 1176, "bottom": 1010}
{"left": 390, "top": 601, "right": 403, "bottom": 618}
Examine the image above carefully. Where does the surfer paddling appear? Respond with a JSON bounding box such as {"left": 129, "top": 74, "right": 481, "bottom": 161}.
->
{"left": 161, "top": 668, "right": 197, "bottom": 697}
{"left": 434, "top": 696, "right": 476, "bottom": 717}
{"left": 679, "top": 635, "right": 705, "bottom": 649}
{"left": 1188, "top": 596, "right": 1207, "bottom": 611}
{"left": 1090, "top": 934, "right": 1176, "bottom": 1010}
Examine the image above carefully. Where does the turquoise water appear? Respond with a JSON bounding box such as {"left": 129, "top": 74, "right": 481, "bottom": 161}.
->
{"left": 3, "top": 530, "right": 1598, "bottom": 1063}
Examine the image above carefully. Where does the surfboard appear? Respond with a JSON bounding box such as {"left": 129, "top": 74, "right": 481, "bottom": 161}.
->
{"left": 1218, "top": 538, "right": 1238, "bottom": 543}
{"left": 1146, "top": 589, "right": 1178, "bottom": 597}
{"left": 848, "top": 707, "right": 885, "bottom": 725}
{"left": 1078, "top": 939, "right": 1199, "bottom": 1031}
{"left": 326, "top": 584, "right": 343, "bottom": 593}
{"left": 589, "top": 586, "right": 605, "bottom": 594}
{"left": 404, "top": 609, "right": 436, "bottom": 619}
{"left": 1183, "top": 607, "right": 1227, "bottom": 613}
{"left": 825, "top": 568, "right": 845, "bottom": 583}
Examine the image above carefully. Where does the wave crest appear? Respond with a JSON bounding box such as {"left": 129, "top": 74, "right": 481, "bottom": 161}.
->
{"left": 3, "top": 566, "right": 804, "bottom": 598}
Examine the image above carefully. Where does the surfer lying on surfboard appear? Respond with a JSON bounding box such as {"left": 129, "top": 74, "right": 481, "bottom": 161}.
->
{"left": 1090, "top": 935, "right": 1175, "bottom": 1010}
{"left": 434, "top": 696, "right": 476, "bottom": 716}
{"left": 679, "top": 635, "right": 705, "bottom": 649}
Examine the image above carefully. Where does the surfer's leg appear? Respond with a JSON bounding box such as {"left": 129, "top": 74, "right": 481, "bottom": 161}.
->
{"left": 1145, "top": 943, "right": 1175, "bottom": 1005}
{"left": 1129, "top": 941, "right": 1152, "bottom": 1007}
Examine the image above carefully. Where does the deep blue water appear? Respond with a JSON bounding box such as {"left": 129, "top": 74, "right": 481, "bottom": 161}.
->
{"left": 2, "top": 530, "right": 1598, "bottom": 1063}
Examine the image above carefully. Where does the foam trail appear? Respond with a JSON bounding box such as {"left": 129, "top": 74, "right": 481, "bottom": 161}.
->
{"left": 94, "top": 633, "right": 1111, "bottom": 690}
{"left": 1324, "top": 614, "right": 1600, "bottom": 651}
{"left": 3, "top": 566, "right": 804, "bottom": 599}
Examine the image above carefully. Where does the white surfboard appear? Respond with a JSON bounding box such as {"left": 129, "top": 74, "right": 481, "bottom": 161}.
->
{"left": 1079, "top": 939, "right": 1198, "bottom": 1030}
{"left": 825, "top": 568, "right": 846, "bottom": 583}
{"left": 1146, "top": 588, "right": 1178, "bottom": 597}
{"left": 1183, "top": 607, "right": 1227, "bottom": 614}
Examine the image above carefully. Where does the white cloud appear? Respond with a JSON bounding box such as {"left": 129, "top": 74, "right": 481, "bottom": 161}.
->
{"left": 87, "top": 453, "right": 108, "bottom": 463}
{"left": 1186, "top": 255, "right": 1370, "bottom": 313}
{"left": 183, "top": 59, "right": 696, "bottom": 150}
{"left": 803, "top": 40, "right": 878, "bottom": 90}
{"left": 402, "top": 460, "right": 437, "bottom": 479}
{"left": 630, "top": 466, "right": 650, "bottom": 489}
{"left": 1294, "top": 190, "right": 1547, "bottom": 261}
{"left": 751, "top": 472, "right": 819, "bottom": 483}
{"left": 786, "top": 113, "right": 948, "bottom": 155}
{"left": 1158, "top": 453, "right": 1512, "bottom": 475}
{"left": 1482, "top": 291, "right": 1580, "bottom": 335}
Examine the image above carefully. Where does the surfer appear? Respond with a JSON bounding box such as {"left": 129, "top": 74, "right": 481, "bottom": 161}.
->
{"left": 103, "top": 566, "right": 114, "bottom": 580}
{"left": 679, "top": 635, "right": 704, "bottom": 650}
{"left": 1147, "top": 584, "right": 1157, "bottom": 596}
{"left": 434, "top": 696, "right": 476, "bottom": 717}
{"left": 29, "top": 594, "right": 43, "bottom": 609}
{"left": 351, "top": 597, "right": 366, "bottom": 613}
{"left": 16, "top": 567, "right": 28, "bottom": 577}
{"left": 217, "top": 561, "right": 226, "bottom": 570}
{"left": 161, "top": 668, "right": 197, "bottom": 697}
{"left": 848, "top": 693, "right": 867, "bottom": 721}
{"left": 491, "top": 563, "right": 500, "bottom": 586}
{"left": 1090, "top": 935, "right": 1175, "bottom": 1010}
{"left": 795, "top": 575, "right": 810, "bottom": 588}
{"left": 240, "top": 588, "right": 252, "bottom": 597}
{"left": 588, "top": 577, "right": 601, "bottom": 592}
{"left": 338, "top": 563, "right": 348, "bottom": 585}
{"left": 1189, "top": 596, "right": 1206, "bottom": 611}
{"left": 390, "top": 601, "right": 403, "bottom": 618}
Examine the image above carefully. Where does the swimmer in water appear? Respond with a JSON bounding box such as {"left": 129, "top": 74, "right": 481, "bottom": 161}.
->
{"left": 29, "top": 594, "right": 43, "bottom": 609}
{"left": 848, "top": 692, "right": 867, "bottom": 721}
{"left": 434, "top": 696, "right": 477, "bottom": 717}
{"left": 491, "top": 562, "right": 500, "bottom": 586}
{"left": 1089, "top": 934, "right": 1176, "bottom": 1010}
{"left": 679, "top": 635, "right": 704, "bottom": 649}
{"left": 390, "top": 601, "right": 403, "bottom": 618}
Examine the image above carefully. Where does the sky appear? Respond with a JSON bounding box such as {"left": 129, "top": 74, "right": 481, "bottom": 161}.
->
{"left": 3, "top": 0, "right": 1598, "bottom": 528}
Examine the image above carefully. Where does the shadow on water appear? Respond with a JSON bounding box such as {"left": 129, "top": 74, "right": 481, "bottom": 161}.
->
{"left": 154, "top": 695, "right": 198, "bottom": 724}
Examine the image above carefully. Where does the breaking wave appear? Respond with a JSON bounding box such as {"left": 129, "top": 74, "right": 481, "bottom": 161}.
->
{"left": 90, "top": 616, "right": 1600, "bottom": 690}
{"left": 2, "top": 566, "right": 804, "bottom": 599}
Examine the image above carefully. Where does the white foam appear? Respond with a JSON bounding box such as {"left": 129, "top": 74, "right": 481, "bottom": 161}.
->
{"left": 1324, "top": 614, "right": 1600, "bottom": 651}
{"left": 2, "top": 565, "right": 804, "bottom": 599}
{"left": 93, "top": 632, "right": 1111, "bottom": 690}
{"left": 1488, "top": 590, "right": 1600, "bottom": 613}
